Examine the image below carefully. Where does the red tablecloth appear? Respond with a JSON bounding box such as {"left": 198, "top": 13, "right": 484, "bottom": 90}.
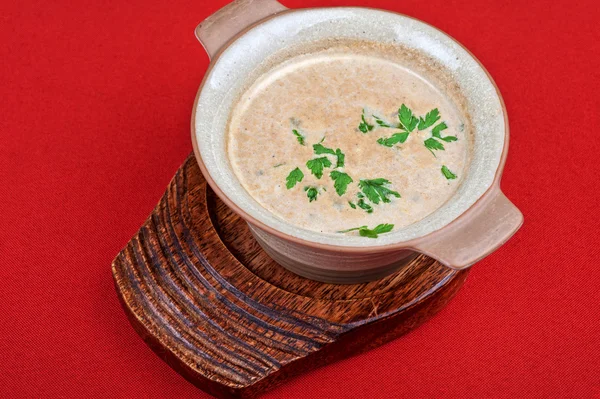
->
{"left": 1, "top": 0, "right": 599, "bottom": 397}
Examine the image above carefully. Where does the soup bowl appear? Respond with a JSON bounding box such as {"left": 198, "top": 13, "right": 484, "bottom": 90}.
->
{"left": 191, "top": 0, "right": 523, "bottom": 283}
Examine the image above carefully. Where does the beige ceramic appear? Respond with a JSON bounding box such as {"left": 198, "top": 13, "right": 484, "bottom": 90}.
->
{"left": 191, "top": 0, "right": 523, "bottom": 283}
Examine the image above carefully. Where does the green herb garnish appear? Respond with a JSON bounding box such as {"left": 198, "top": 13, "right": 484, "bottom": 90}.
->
{"left": 339, "top": 224, "right": 395, "bottom": 238}
{"left": 292, "top": 129, "right": 306, "bottom": 146}
{"left": 352, "top": 193, "right": 374, "bottom": 213}
{"left": 313, "top": 143, "right": 345, "bottom": 168}
{"left": 377, "top": 132, "right": 409, "bottom": 147}
{"left": 358, "top": 110, "right": 374, "bottom": 133}
{"left": 306, "top": 157, "right": 332, "bottom": 179}
{"left": 432, "top": 122, "right": 457, "bottom": 142}
{"left": 313, "top": 143, "right": 336, "bottom": 155}
{"left": 398, "top": 104, "right": 419, "bottom": 132}
{"left": 286, "top": 167, "right": 304, "bottom": 189}
{"left": 349, "top": 201, "right": 357, "bottom": 209}
{"left": 372, "top": 105, "right": 418, "bottom": 147}
{"left": 441, "top": 165, "right": 457, "bottom": 180}
{"left": 424, "top": 137, "right": 445, "bottom": 156}
{"left": 423, "top": 121, "right": 457, "bottom": 156}
{"left": 373, "top": 115, "right": 395, "bottom": 128}
{"left": 335, "top": 148, "right": 345, "bottom": 168}
{"left": 330, "top": 171, "right": 353, "bottom": 196}
{"left": 357, "top": 198, "right": 373, "bottom": 213}
{"left": 305, "top": 186, "right": 319, "bottom": 202}
{"left": 417, "top": 108, "right": 441, "bottom": 130}
{"left": 358, "top": 178, "right": 401, "bottom": 204}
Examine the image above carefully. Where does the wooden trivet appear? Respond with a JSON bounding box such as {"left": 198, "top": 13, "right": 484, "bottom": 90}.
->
{"left": 112, "top": 154, "right": 468, "bottom": 399}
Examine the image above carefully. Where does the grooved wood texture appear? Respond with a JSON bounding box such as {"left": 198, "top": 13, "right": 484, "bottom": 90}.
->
{"left": 112, "top": 154, "right": 468, "bottom": 399}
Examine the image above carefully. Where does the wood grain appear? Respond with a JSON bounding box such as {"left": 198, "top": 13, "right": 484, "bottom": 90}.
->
{"left": 112, "top": 154, "right": 468, "bottom": 399}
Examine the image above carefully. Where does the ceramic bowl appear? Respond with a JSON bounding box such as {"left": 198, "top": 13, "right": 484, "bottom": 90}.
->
{"left": 191, "top": 0, "right": 523, "bottom": 283}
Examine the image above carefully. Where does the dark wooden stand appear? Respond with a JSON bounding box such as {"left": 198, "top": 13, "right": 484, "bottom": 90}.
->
{"left": 112, "top": 154, "right": 469, "bottom": 399}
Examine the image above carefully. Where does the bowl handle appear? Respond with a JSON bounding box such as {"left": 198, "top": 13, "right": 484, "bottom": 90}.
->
{"left": 413, "top": 185, "right": 523, "bottom": 270}
{"left": 195, "top": 0, "right": 288, "bottom": 59}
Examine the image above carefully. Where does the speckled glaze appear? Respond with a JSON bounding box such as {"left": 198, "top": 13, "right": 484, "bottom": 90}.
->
{"left": 192, "top": 0, "right": 523, "bottom": 283}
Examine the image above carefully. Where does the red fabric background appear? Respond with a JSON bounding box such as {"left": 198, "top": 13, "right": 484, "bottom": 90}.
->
{"left": 1, "top": 0, "right": 599, "bottom": 397}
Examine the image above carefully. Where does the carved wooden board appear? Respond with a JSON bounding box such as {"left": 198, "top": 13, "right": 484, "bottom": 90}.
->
{"left": 112, "top": 154, "right": 469, "bottom": 399}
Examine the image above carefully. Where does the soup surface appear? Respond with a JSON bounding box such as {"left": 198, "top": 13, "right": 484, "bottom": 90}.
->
{"left": 227, "top": 44, "right": 470, "bottom": 235}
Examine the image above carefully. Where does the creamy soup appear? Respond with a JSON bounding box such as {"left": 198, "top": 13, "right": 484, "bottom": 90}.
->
{"left": 227, "top": 43, "right": 470, "bottom": 235}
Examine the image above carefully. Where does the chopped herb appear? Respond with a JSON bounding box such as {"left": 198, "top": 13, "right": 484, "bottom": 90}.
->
{"left": 304, "top": 186, "right": 319, "bottom": 202}
{"left": 441, "top": 165, "right": 457, "bottom": 180}
{"left": 313, "top": 143, "right": 345, "bottom": 168}
{"left": 398, "top": 104, "right": 419, "bottom": 132}
{"left": 335, "top": 148, "right": 345, "bottom": 168}
{"left": 358, "top": 110, "right": 374, "bottom": 133}
{"left": 441, "top": 135, "right": 457, "bottom": 142}
{"left": 348, "top": 201, "right": 357, "bottom": 209}
{"left": 377, "top": 132, "right": 410, "bottom": 147}
{"left": 330, "top": 171, "right": 354, "bottom": 196}
{"left": 424, "top": 137, "right": 445, "bottom": 156}
{"left": 358, "top": 178, "right": 401, "bottom": 204}
{"left": 338, "top": 226, "right": 367, "bottom": 233}
{"left": 431, "top": 122, "right": 447, "bottom": 138}
{"left": 361, "top": 224, "right": 394, "bottom": 238}
{"left": 285, "top": 168, "right": 304, "bottom": 189}
{"left": 339, "top": 224, "right": 395, "bottom": 238}
{"left": 357, "top": 198, "right": 373, "bottom": 213}
{"left": 306, "top": 157, "right": 332, "bottom": 179}
{"left": 292, "top": 129, "right": 306, "bottom": 146}
{"left": 424, "top": 120, "right": 457, "bottom": 156}
{"left": 432, "top": 122, "right": 457, "bottom": 142}
{"left": 313, "top": 143, "right": 336, "bottom": 156}
{"left": 373, "top": 115, "right": 395, "bottom": 128}
{"left": 418, "top": 108, "right": 441, "bottom": 130}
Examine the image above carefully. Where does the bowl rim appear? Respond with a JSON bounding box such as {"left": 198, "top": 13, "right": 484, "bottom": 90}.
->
{"left": 191, "top": 6, "right": 509, "bottom": 254}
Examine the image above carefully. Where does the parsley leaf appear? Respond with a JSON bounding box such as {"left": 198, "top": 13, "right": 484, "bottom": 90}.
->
{"left": 424, "top": 137, "right": 445, "bottom": 156}
{"left": 357, "top": 199, "right": 373, "bottom": 213}
{"left": 418, "top": 108, "right": 441, "bottom": 130}
{"left": 306, "top": 157, "right": 332, "bottom": 179}
{"left": 431, "top": 122, "right": 447, "bottom": 138}
{"left": 313, "top": 143, "right": 336, "bottom": 155}
{"left": 313, "top": 144, "right": 345, "bottom": 168}
{"left": 286, "top": 168, "right": 304, "bottom": 189}
{"left": 348, "top": 201, "right": 357, "bottom": 209}
{"left": 353, "top": 193, "right": 373, "bottom": 213}
{"left": 432, "top": 122, "right": 457, "bottom": 142}
{"left": 441, "top": 165, "right": 457, "bottom": 180}
{"left": 377, "top": 132, "right": 410, "bottom": 147}
{"left": 372, "top": 223, "right": 394, "bottom": 234}
{"left": 335, "top": 148, "right": 345, "bottom": 168}
{"left": 330, "top": 171, "right": 353, "bottom": 196}
{"left": 338, "top": 226, "right": 367, "bottom": 233}
{"left": 358, "top": 178, "right": 401, "bottom": 204}
{"left": 358, "top": 110, "right": 374, "bottom": 133}
{"left": 360, "top": 224, "right": 394, "bottom": 238}
{"left": 398, "top": 104, "right": 419, "bottom": 132}
{"left": 292, "top": 129, "right": 306, "bottom": 146}
{"left": 304, "top": 186, "right": 319, "bottom": 202}
{"left": 373, "top": 115, "right": 395, "bottom": 128}
{"left": 339, "top": 224, "right": 395, "bottom": 238}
